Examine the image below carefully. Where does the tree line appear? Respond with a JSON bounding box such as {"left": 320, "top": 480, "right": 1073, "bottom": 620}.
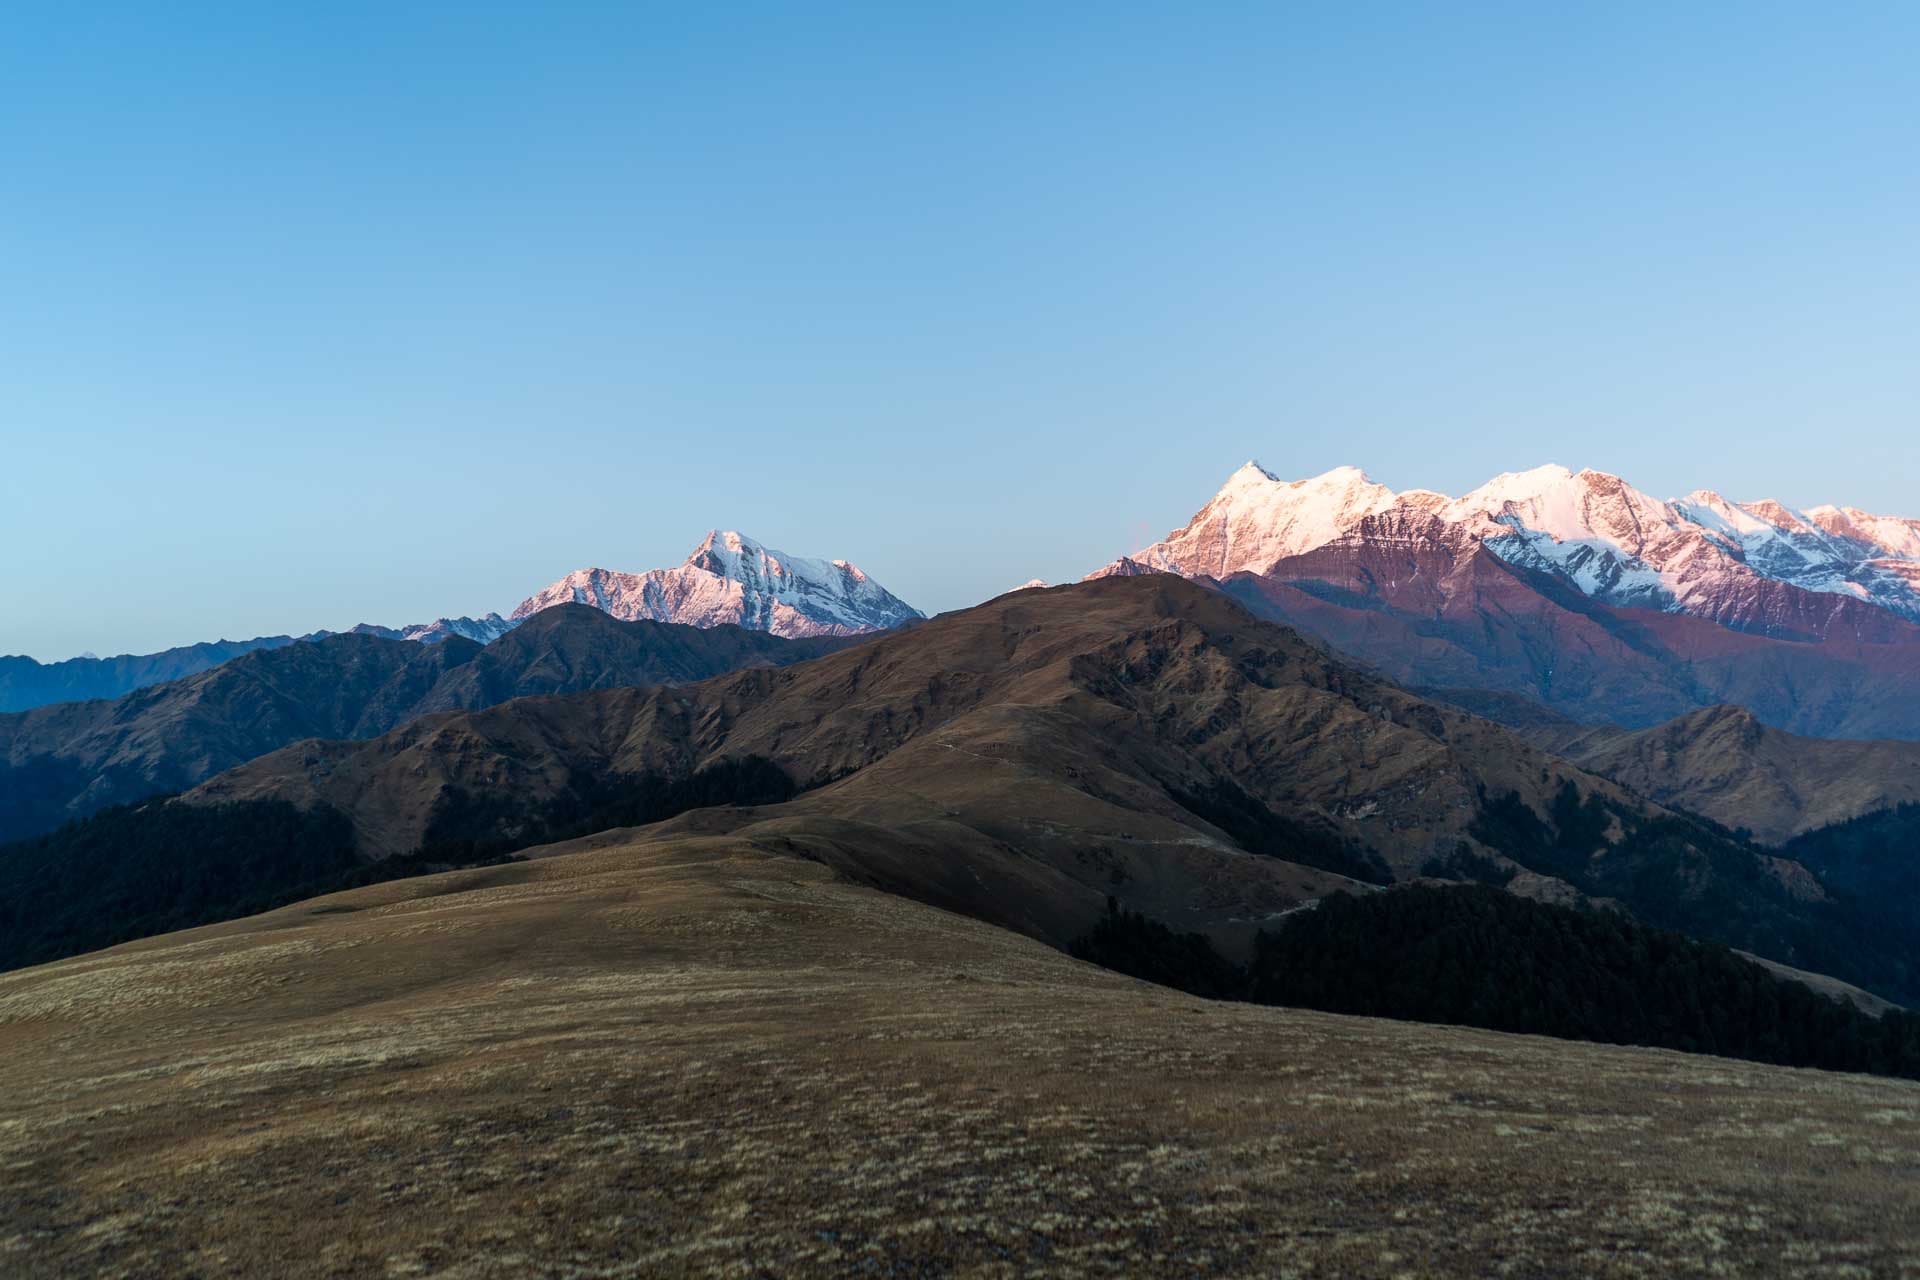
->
{"left": 0, "top": 756, "right": 798, "bottom": 972}
{"left": 1072, "top": 883, "right": 1920, "bottom": 1080}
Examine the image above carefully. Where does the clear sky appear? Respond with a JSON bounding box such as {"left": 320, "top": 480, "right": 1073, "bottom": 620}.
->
{"left": 5, "top": 2, "right": 1919, "bottom": 659}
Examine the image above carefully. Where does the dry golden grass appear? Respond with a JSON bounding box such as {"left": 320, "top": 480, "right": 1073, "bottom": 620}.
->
{"left": 2, "top": 837, "right": 1917, "bottom": 1277}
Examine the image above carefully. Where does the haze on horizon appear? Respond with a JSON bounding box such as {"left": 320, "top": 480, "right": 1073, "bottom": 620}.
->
{"left": 5, "top": 2, "right": 1918, "bottom": 660}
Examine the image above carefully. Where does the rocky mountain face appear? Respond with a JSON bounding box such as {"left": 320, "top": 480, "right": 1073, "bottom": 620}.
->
{"left": 1097, "top": 463, "right": 1920, "bottom": 738}
{"left": 511, "top": 530, "right": 923, "bottom": 638}
{"left": 0, "top": 606, "right": 865, "bottom": 843}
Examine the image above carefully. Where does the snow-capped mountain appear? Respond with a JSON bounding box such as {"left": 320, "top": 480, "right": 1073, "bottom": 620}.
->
{"left": 350, "top": 614, "right": 517, "bottom": 646}
{"left": 511, "top": 531, "right": 923, "bottom": 638}
{"left": 1094, "top": 461, "right": 1920, "bottom": 632}
{"left": 1109, "top": 462, "right": 1400, "bottom": 580}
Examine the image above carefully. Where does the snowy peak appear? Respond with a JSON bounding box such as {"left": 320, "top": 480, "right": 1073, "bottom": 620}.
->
{"left": 1095, "top": 458, "right": 1920, "bottom": 627}
{"left": 349, "top": 614, "right": 516, "bottom": 646}
{"left": 1224, "top": 459, "right": 1283, "bottom": 488}
{"left": 1671, "top": 493, "right": 1920, "bottom": 606}
{"left": 1226, "top": 459, "right": 1373, "bottom": 495}
{"left": 685, "top": 530, "right": 873, "bottom": 597}
{"left": 1674, "top": 490, "right": 1773, "bottom": 539}
{"left": 1447, "top": 466, "right": 1674, "bottom": 547}
{"left": 1451, "top": 464, "right": 1577, "bottom": 511}
{"left": 1740, "top": 499, "right": 1820, "bottom": 535}
{"left": 1431, "top": 466, "right": 1716, "bottom": 606}
{"left": 1098, "top": 461, "right": 1399, "bottom": 580}
{"left": 687, "top": 529, "right": 778, "bottom": 575}
{"left": 511, "top": 532, "right": 922, "bottom": 638}
{"left": 987, "top": 578, "right": 1054, "bottom": 601}
{"left": 1084, "top": 555, "right": 1164, "bottom": 581}
{"left": 1805, "top": 505, "right": 1920, "bottom": 562}
{"left": 405, "top": 614, "right": 515, "bottom": 645}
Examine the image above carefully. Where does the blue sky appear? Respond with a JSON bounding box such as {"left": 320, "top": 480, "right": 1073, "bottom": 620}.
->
{"left": 4, "top": 2, "right": 1918, "bottom": 659}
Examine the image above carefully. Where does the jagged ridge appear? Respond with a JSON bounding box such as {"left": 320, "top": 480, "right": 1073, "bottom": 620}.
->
{"left": 1093, "top": 460, "right": 1920, "bottom": 630}
{"left": 511, "top": 530, "right": 923, "bottom": 638}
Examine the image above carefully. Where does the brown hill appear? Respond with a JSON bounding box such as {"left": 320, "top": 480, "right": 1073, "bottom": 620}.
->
{"left": 0, "top": 632, "right": 475, "bottom": 840}
{"left": 0, "top": 606, "right": 862, "bottom": 842}
{"left": 187, "top": 577, "right": 1841, "bottom": 970}
{"left": 1555, "top": 705, "right": 1920, "bottom": 844}
{"left": 3, "top": 835, "right": 1915, "bottom": 1278}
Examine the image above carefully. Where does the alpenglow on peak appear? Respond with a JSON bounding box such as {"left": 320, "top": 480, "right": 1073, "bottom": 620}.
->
{"left": 510, "top": 530, "right": 923, "bottom": 638}
{"left": 1087, "top": 459, "right": 1920, "bottom": 626}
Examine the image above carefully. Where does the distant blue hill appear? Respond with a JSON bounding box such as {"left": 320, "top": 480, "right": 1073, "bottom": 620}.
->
{"left": 0, "top": 635, "right": 302, "bottom": 712}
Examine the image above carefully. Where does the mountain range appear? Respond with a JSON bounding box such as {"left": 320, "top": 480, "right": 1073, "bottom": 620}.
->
{"left": 0, "top": 606, "right": 864, "bottom": 843}
{"left": 1094, "top": 462, "right": 1920, "bottom": 738}
{"left": 10, "top": 518, "right": 1920, "bottom": 1280}
{"left": 0, "top": 633, "right": 306, "bottom": 713}
{"left": 1096, "top": 461, "right": 1920, "bottom": 627}
{"left": 22, "top": 462, "right": 1920, "bottom": 745}
{"left": 7, "top": 464, "right": 1920, "bottom": 1003}
{"left": 2, "top": 530, "right": 917, "bottom": 713}
{"left": 2, "top": 575, "right": 1889, "bottom": 1009}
